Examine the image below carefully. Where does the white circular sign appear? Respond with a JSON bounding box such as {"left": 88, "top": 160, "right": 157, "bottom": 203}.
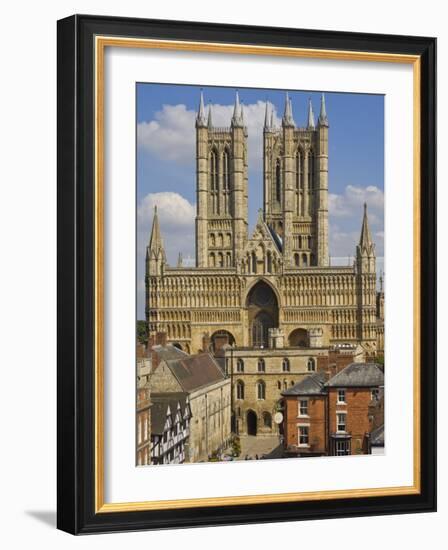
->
{"left": 274, "top": 412, "right": 283, "bottom": 424}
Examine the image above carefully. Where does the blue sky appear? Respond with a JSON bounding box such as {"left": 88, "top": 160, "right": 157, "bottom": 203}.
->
{"left": 136, "top": 84, "right": 384, "bottom": 319}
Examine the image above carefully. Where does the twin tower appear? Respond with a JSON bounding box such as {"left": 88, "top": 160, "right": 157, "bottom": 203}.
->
{"left": 195, "top": 91, "right": 329, "bottom": 270}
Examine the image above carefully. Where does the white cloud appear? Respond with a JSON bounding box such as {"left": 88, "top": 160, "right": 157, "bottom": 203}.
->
{"left": 137, "top": 191, "right": 196, "bottom": 234}
{"left": 329, "top": 184, "right": 384, "bottom": 219}
{"left": 329, "top": 185, "right": 384, "bottom": 257}
{"left": 137, "top": 100, "right": 281, "bottom": 171}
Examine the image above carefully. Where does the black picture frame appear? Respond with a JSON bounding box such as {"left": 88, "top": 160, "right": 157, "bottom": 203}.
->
{"left": 57, "top": 14, "right": 436, "bottom": 534}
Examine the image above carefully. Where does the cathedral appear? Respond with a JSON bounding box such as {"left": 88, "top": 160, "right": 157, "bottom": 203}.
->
{"left": 146, "top": 90, "right": 382, "bottom": 352}
{"left": 145, "top": 91, "right": 384, "bottom": 435}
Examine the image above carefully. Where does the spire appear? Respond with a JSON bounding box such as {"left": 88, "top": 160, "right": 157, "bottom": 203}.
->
{"left": 307, "top": 98, "right": 315, "bottom": 129}
{"left": 318, "top": 93, "right": 328, "bottom": 127}
{"left": 359, "top": 202, "right": 374, "bottom": 250}
{"left": 177, "top": 252, "right": 183, "bottom": 268}
{"left": 231, "top": 91, "right": 243, "bottom": 127}
{"left": 207, "top": 103, "right": 213, "bottom": 129}
{"left": 270, "top": 109, "right": 274, "bottom": 128}
{"left": 282, "top": 92, "right": 295, "bottom": 127}
{"left": 196, "top": 91, "right": 207, "bottom": 127}
{"left": 264, "top": 101, "right": 270, "bottom": 129}
{"left": 240, "top": 102, "right": 245, "bottom": 126}
{"left": 148, "top": 205, "right": 166, "bottom": 275}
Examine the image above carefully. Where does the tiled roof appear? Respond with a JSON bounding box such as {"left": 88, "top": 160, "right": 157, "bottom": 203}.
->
{"left": 282, "top": 371, "right": 327, "bottom": 396}
{"left": 154, "top": 346, "right": 226, "bottom": 393}
{"left": 150, "top": 392, "right": 188, "bottom": 434}
{"left": 325, "top": 362, "right": 384, "bottom": 388}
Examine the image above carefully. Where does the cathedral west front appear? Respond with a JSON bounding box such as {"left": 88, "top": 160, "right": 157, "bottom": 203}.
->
{"left": 145, "top": 91, "right": 384, "bottom": 437}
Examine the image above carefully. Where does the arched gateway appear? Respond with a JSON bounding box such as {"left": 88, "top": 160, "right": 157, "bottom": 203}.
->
{"left": 246, "top": 281, "right": 279, "bottom": 348}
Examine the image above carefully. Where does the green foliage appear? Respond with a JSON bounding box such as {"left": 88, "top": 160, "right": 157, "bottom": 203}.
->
{"left": 136, "top": 320, "right": 148, "bottom": 345}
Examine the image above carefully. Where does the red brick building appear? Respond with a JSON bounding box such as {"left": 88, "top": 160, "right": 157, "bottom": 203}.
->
{"left": 282, "top": 362, "right": 384, "bottom": 457}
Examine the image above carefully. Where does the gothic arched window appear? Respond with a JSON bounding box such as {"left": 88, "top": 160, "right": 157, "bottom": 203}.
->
{"left": 275, "top": 158, "right": 281, "bottom": 203}
{"left": 308, "top": 149, "right": 315, "bottom": 190}
{"left": 257, "top": 358, "right": 266, "bottom": 372}
{"left": 257, "top": 380, "right": 266, "bottom": 400}
{"left": 282, "top": 358, "right": 290, "bottom": 372}
{"left": 302, "top": 253, "right": 308, "bottom": 267}
{"left": 236, "top": 380, "right": 244, "bottom": 400}
{"left": 236, "top": 359, "right": 244, "bottom": 373}
{"left": 223, "top": 149, "right": 230, "bottom": 191}
{"left": 263, "top": 411, "right": 272, "bottom": 428}
{"left": 294, "top": 253, "right": 300, "bottom": 267}
{"left": 307, "top": 357, "right": 316, "bottom": 372}
{"left": 210, "top": 149, "right": 219, "bottom": 214}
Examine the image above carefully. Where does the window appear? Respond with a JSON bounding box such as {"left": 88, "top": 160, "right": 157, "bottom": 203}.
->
{"left": 337, "top": 389, "right": 346, "bottom": 404}
{"left": 371, "top": 388, "right": 379, "bottom": 401}
{"left": 263, "top": 412, "right": 272, "bottom": 428}
{"left": 283, "top": 380, "right": 288, "bottom": 390}
{"left": 257, "top": 358, "right": 266, "bottom": 372}
{"left": 302, "top": 253, "right": 308, "bottom": 267}
{"left": 336, "top": 412, "right": 347, "bottom": 432}
{"left": 210, "top": 150, "right": 218, "bottom": 191}
{"left": 282, "top": 358, "right": 290, "bottom": 372}
{"left": 307, "top": 357, "right": 316, "bottom": 372}
{"left": 277, "top": 381, "right": 281, "bottom": 390}
{"left": 298, "top": 399, "right": 308, "bottom": 417}
{"left": 137, "top": 417, "right": 142, "bottom": 445}
{"left": 298, "top": 426, "right": 309, "bottom": 447}
{"left": 236, "top": 359, "right": 244, "bottom": 373}
{"left": 335, "top": 440, "right": 350, "bottom": 456}
{"left": 236, "top": 380, "right": 244, "bottom": 400}
{"left": 294, "top": 253, "right": 300, "bottom": 267}
{"left": 275, "top": 159, "right": 281, "bottom": 202}
{"left": 257, "top": 381, "right": 266, "bottom": 400}
{"left": 223, "top": 149, "right": 230, "bottom": 191}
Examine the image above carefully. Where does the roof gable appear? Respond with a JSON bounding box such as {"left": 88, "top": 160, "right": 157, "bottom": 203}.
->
{"left": 325, "top": 363, "right": 384, "bottom": 387}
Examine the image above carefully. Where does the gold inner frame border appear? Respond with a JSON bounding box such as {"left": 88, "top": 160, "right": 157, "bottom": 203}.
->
{"left": 94, "top": 36, "right": 421, "bottom": 513}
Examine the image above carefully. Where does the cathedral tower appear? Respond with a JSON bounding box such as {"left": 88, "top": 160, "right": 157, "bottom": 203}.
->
{"left": 263, "top": 94, "right": 329, "bottom": 267}
{"left": 195, "top": 91, "right": 248, "bottom": 268}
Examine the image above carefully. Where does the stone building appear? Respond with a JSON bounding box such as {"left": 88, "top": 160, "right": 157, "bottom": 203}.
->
{"left": 145, "top": 91, "right": 384, "bottom": 439}
{"left": 282, "top": 362, "right": 384, "bottom": 456}
{"left": 136, "top": 343, "right": 152, "bottom": 465}
{"left": 149, "top": 344, "right": 231, "bottom": 462}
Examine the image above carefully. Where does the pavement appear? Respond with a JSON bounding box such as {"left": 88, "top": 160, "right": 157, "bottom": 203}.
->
{"left": 238, "top": 435, "right": 284, "bottom": 460}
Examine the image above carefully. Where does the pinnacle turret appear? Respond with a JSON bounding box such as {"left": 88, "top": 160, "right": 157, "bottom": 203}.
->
{"left": 318, "top": 93, "right": 329, "bottom": 127}
{"left": 196, "top": 91, "right": 207, "bottom": 128}
{"left": 264, "top": 101, "right": 270, "bottom": 129}
{"left": 307, "top": 98, "right": 315, "bottom": 129}
{"left": 282, "top": 92, "right": 295, "bottom": 127}
{"left": 231, "top": 91, "right": 243, "bottom": 127}
{"left": 207, "top": 103, "right": 213, "bottom": 129}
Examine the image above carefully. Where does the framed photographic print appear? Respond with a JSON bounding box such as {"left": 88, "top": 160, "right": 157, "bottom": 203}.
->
{"left": 57, "top": 15, "right": 436, "bottom": 534}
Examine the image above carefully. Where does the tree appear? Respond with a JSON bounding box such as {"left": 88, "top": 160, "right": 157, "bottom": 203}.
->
{"left": 136, "top": 320, "right": 147, "bottom": 345}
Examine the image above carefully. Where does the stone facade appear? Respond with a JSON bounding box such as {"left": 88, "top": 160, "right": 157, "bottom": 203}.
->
{"left": 146, "top": 92, "right": 383, "bottom": 359}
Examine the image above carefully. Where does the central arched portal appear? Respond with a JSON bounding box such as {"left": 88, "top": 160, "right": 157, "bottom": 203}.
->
{"left": 246, "top": 410, "right": 258, "bottom": 436}
{"left": 246, "top": 280, "right": 279, "bottom": 348}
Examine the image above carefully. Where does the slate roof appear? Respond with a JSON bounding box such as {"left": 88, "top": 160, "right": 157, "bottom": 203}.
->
{"left": 150, "top": 392, "right": 189, "bottom": 435}
{"left": 325, "top": 362, "right": 384, "bottom": 388}
{"left": 267, "top": 225, "right": 283, "bottom": 252}
{"left": 370, "top": 424, "right": 385, "bottom": 446}
{"left": 152, "top": 344, "right": 189, "bottom": 361}
{"left": 154, "top": 347, "right": 226, "bottom": 393}
{"left": 282, "top": 371, "right": 327, "bottom": 396}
